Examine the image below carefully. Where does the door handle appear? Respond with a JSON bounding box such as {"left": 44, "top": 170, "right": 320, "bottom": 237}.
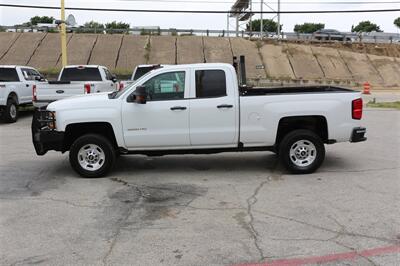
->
{"left": 170, "top": 106, "right": 187, "bottom": 111}
{"left": 217, "top": 104, "right": 233, "bottom": 109}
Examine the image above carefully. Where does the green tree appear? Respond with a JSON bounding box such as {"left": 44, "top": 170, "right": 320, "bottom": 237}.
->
{"left": 351, "top": 21, "right": 382, "bottom": 33}
{"left": 30, "top": 16, "right": 55, "bottom": 25}
{"left": 293, "top": 23, "right": 324, "bottom": 33}
{"left": 105, "top": 21, "right": 130, "bottom": 33}
{"left": 394, "top": 17, "right": 400, "bottom": 29}
{"left": 247, "top": 19, "right": 282, "bottom": 33}
{"left": 78, "top": 21, "right": 105, "bottom": 33}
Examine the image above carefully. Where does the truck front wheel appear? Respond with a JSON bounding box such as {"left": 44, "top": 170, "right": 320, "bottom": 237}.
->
{"left": 69, "top": 134, "right": 116, "bottom": 178}
{"left": 278, "top": 129, "right": 325, "bottom": 174}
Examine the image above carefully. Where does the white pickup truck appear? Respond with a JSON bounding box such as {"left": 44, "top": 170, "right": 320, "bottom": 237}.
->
{"left": 32, "top": 62, "right": 366, "bottom": 178}
{"left": 0, "top": 65, "right": 45, "bottom": 122}
{"left": 33, "top": 65, "right": 119, "bottom": 107}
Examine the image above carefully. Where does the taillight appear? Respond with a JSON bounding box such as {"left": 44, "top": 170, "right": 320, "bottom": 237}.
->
{"left": 32, "top": 85, "right": 37, "bottom": 101}
{"left": 84, "top": 83, "right": 91, "bottom": 94}
{"left": 352, "top": 98, "right": 363, "bottom": 120}
{"left": 119, "top": 82, "right": 124, "bottom": 91}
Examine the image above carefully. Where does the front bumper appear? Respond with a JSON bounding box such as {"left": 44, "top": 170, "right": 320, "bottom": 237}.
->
{"left": 32, "top": 109, "right": 64, "bottom": 155}
{"left": 350, "top": 127, "right": 367, "bottom": 143}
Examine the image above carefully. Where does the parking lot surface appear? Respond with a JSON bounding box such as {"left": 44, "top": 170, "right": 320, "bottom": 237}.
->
{"left": 0, "top": 109, "right": 399, "bottom": 266}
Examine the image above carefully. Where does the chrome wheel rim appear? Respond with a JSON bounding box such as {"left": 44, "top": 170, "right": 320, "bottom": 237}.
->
{"left": 289, "top": 140, "right": 317, "bottom": 167}
{"left": 9, "top": 104, "right": 17, "bottom": 119}
{"left": 78, "top": 144, "right": 105, "bottom": 171}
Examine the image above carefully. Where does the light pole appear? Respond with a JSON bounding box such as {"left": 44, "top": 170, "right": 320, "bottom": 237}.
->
{"left": 277, "top": 0, "right": 281, "bottom": 39}
{"left": 60, "top": 0, "right": 68, "bottom": 67}
{"left": 260, "top": 0, "right": 263, "bottom": 39}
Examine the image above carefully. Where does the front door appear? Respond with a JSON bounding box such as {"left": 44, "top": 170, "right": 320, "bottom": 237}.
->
{"left": 122, "top": 70, "right": 190, "bottom": 149}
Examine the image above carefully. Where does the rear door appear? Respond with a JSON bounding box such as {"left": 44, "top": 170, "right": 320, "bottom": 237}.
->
{"left": 189, "top": 68, "right": 238, "bottom": 147}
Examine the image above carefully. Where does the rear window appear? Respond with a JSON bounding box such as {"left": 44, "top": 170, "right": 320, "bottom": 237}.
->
{"left": 195, "top": 70, "right": 227, "bottom": 98}
{"left": 60, "top": 67, "right": 102, "bottom": 82}
{"left": 0, "top": 68, "right": 19, "bottom": 82}
{"left": 133, "top": 67, "right": 157, "bottom": 81}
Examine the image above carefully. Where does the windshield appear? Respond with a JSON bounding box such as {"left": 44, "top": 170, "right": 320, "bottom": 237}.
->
{"left": 109, "top": 70, "right": 154, "bottom": 99}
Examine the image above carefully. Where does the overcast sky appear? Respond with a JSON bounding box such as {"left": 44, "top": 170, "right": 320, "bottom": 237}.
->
{"left": 0, "top": 0, "right": 399, "bottom": 33}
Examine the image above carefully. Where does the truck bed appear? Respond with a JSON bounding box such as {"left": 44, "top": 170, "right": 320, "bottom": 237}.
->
{"left": 240, "top": 85, "right": 355, "bottom": 96}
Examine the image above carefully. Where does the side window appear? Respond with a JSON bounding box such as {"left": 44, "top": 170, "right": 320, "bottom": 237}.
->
{"left": 142, "top": 71, "right": 185, "bottom": 101}
{"left": 21, "top": 68, "right": 41, "bottom": 81}
{"left": 104, "top": 68, "right": 113, "bottom": 80}
{"left": 21, "top": 68, "right": 31, "bottom": 80}
{"left": 28, "top": 69, "right": 42, "bottom": 80}
{"left": 195, "top": 70, "right": 226, "bottom": 98}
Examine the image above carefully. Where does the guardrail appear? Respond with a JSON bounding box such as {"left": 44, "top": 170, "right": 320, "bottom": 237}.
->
{"left": 1, "top": 25, "right": 399, "bottom": 44}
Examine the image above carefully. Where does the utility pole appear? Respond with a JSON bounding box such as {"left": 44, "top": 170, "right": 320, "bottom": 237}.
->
{"left": 60, "top": 0, "right": 68, "bottom": 67}
{"left": 227, "top": 13, "right": 230, "bottom": 37}
{"left": 277, "top": 0, "right": 281, "bottom": 39}
{"left": 260, "top": 0, "right": 263, "bottom": 39}
{"left": 249, "top": 0, "right": 253, "bottom": 37}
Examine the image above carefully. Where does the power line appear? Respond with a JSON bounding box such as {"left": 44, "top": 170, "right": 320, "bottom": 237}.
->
{"left": 118, "top": 0, "right": 400, "bottom": 4}
{"left": 0, "top": 3, "right": 399, "bottom": 14}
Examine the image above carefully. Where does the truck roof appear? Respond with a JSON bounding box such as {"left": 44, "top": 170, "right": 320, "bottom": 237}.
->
{"left": 63, "top": 65, "right": 105, "bottom": 69}
{"left": 0, "top": 65, "right": 37, "bottom": 69}
{"left": 148, "top": 63, "right": 234, "bottom": 70}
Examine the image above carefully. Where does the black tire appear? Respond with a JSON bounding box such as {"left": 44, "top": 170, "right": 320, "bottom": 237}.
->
{"left": 278, "top": 129, "right": 325, "bottom": 174}
{"left": 69, "top": 134, "right": 116, "bottom": 178}
{"left": 2, "top": 97, "right": 18, "bottom": 123}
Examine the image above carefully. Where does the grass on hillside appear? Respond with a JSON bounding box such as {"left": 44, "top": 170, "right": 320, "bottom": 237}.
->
{"left": 366, "top": 101, "right": 400, "bottom": 110}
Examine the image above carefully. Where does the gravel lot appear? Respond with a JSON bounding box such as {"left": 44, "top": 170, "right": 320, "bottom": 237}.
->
{"left": 0, "top": 108, "right": 399, "bottom": 266}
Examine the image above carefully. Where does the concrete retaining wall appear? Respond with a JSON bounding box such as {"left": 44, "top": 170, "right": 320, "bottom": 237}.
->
{"left": 29, "top": 33, "right": 72, "bottom": 69}
{"left": 0, "top": 33, "right": 46, "bottom": 65}
{"left": 56, "top": 34, "right": 98, "bottom": 67}
{"left": 89, "top": 34, "right": 123, "bottom": 70}
{"left": 0, "top": 32, "right": 21, "bottom": 60}
{"left": 367, "top": 54, "right": 400, "bottom": 87}
{"left": 116, "top": 35, "right": 149, "bottom": 71}
{"left": 203, "top": 37, "right": 232, "bottom": 64}
{"left": 176, "top": 36, "right": 204, "bottom": 64}
{"left": 310, "top": 46, "right": 353, "bottom": 80}
{"left": 285, "top": 44, "right": 325, "bottom": 80}
{"left": 148, "top": 36, "right": 176, "bottom": 65}
{"left": 339, "top": 50, "right": 384, "bottom": 85}
{"left": 259, "top": 44, "right": 295, "bottom": 79}
{"left": 0, "top": 32, "right": 399, "bottom": 89}
{"left": 230, "top": 38, "right": 265, "bottom": 79}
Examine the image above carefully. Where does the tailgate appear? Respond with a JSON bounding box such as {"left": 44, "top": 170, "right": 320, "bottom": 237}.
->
{"left": 35, "top": 83, "right": 85, "bottom": 102}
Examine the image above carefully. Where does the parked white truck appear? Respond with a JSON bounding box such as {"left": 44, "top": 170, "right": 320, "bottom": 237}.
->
{"left": 32, "top": 62, "right": 366, "bottom": 178}
{"left": 0, "top": 65, "right": 45, "bottom": 122}
{"left": 33, "top": 65, "right": 119, "bottom": 107}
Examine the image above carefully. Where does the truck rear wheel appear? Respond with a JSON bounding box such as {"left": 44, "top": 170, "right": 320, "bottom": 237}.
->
{"left": 278, "top": 129, "right": 325, "bottom": 174}
{"left": 69, "top": 134, "right": 116, "bottom": 178}
{"left": 2, "top": 98, "right": 18, "bottom": 123}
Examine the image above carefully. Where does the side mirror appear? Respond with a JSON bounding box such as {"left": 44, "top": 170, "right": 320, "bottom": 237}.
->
{"left": 111, "top": 75, "right": 117, "bottom": 83}
{"left": 128, "top": 86, "right": 147, "bottom": 104}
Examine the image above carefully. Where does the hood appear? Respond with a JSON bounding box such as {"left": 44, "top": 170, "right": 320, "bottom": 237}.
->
{"left": 47, "top": 92, "right": 111, "bottom": 111}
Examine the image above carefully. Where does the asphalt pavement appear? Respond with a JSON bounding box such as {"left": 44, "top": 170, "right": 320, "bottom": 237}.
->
{"left": 0, "top": 109, "right": 399, "bottom": 266}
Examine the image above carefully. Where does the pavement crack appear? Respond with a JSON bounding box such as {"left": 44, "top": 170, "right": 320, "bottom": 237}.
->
{"left": 246, "top": 179, "right": 270, "bottom": 262}
{"left": 332, "top": 240, "right": 379, "bottom": 266}
{"left": 255, "top": 210, "right": 397, "bottom": 244}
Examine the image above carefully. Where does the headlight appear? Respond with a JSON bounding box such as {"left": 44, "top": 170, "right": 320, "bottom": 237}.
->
{"left": 39, "top": 111, "right": 56, "bottom": 130}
